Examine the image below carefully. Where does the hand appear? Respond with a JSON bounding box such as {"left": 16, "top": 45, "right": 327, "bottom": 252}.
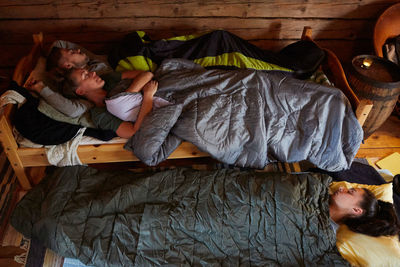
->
{"left": 26, "top": 78, "right": 45, "bottom": 93}
{"left": 143, "top": 80, "right": 158, "bottom": 96}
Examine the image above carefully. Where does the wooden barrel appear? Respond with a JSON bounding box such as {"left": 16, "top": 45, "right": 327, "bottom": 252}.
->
{"left": 348, "top": 55, "right": 400, "bottom": 138}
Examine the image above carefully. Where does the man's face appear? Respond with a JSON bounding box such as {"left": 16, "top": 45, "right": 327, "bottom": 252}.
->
{"left": 60, "top": 48, "right": 89, "bottom": 69}
{"left": 70, "top": 68, "right": 105, "bottom": 95}
{"left": 330, "top": 187, "right": 365, "bottom": 216}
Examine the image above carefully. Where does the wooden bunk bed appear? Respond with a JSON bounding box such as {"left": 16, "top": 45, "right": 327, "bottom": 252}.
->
{"left": 0, "top": 26, "right": 372, "bottom": 190}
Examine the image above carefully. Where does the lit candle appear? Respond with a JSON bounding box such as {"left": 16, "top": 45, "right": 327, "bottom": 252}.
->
{"left": 362, "top": 58, "right": 373, "bottom": 68}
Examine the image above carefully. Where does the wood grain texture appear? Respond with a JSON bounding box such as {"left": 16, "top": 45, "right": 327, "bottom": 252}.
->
{"left": 0, "top": 0, "right": 397, "bottom": 72}
{"left": 0, "top": 0, "right": 397, "bottom": 19}
{"left": 0, "top": 18, "right": 376, "bottom": 42}
{"left": 357, "top": 116, "right": 400, "bottom": 158}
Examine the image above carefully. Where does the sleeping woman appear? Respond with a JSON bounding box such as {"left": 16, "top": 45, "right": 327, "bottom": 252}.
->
{"left": 65, "top": 68, "right": 171, "bottom": 136}
{"left": 10, "top": 167, "right": 400, "bottom": 266}
{"left": 330, "top": 186, "right": 400, "bottom": 237}
{"left": 27, "top": 67, "right": 171, "bottom": 138}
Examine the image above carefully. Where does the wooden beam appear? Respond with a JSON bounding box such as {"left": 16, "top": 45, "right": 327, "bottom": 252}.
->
{"left": 0, "top": 0, "right": 396, "bottom": 19}
{"left": 0, "top": 18, "right": 375, "bottom": 41}
{"left": 18, "top": 141, "right": 210, "bottom": 166}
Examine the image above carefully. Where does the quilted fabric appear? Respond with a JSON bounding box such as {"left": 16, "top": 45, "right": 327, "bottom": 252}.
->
{"left": 126, "top": 59, "right": 363, "bottom": 171}
{"left": 11, "top": 166, "right": 349, "bottom": 266}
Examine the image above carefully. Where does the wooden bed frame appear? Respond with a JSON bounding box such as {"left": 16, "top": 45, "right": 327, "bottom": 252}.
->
{"left": 0, "top": 26, "right": 372, "bottom": 190}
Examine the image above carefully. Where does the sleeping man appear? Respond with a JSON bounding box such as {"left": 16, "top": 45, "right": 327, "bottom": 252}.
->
{"left": 40, "top": 29, "right": 319, "bottom": 121}
{"left": 46, "top": 40, "right": 112, "bottom": 76}
{"left": 38, "top": 31, "right": 323, "bottom": 140}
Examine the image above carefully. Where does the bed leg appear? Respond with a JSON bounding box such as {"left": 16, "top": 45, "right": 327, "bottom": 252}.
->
{"left": 0, "top": 142, "right": 31, "bottom": 190}
{"left": 9, "top": 161, "right": 31, "bottom": 190}
{"left": 0, "top": 111, "right": 32, "bottom": 190}
{"left": 1, "top": 147, "right": 32, "bottom": 190}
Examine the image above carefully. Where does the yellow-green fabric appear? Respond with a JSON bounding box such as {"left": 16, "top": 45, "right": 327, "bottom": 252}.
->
{"left": 109, "top": 30, "right": 295, "bottom": 73}
{"left": 193, "top": 52, "right": 291, "bottom": 71}
{"left": 116, "top": 56, "right": 157, "bottom": 72}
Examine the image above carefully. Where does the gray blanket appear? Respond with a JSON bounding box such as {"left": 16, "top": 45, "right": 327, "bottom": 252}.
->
{"left": 11, "top": 166, "right": 349, "bottom": 266}
{"left": 125, "top": 59, "right": 363, "bottom": 171}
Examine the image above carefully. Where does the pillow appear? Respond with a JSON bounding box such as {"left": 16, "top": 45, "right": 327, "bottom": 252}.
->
{"left": 26, "top": 56, "right": 62, "bottom": 91}
{"left": 27, "top": 56, "right": 47, "bottom": 83}
{"left": 329, "top": 181, "right": 393, "bottom": 203}
{"left": 330, "top": 181, "right": 400, "bottom": 266}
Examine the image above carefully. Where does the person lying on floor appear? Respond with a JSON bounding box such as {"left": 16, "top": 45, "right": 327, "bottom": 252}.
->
{"left": 330, "top": 186, "right": 400, "bottom": 237}
{"left": 10, "top": 167, "right": 400, "bottom": 266}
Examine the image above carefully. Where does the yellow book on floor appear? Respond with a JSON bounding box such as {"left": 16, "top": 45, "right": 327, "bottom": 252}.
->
{"left": 376, "top": 152, "right": 400, "bottom": 175}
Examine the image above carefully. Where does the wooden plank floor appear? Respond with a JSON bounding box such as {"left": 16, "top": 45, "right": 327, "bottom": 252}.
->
{"left": 357, "top": 115, "right": 400, "bottom": 162}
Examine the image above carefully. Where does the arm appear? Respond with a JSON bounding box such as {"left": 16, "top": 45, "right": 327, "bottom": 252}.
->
{"left": 26, "top": 79, "right": 93, "bottom": 118}
{"left": 131, "top": 80, "right": 158, "bottom": 133}
{"left": 40, "top": 87, "right": 94, "bottom": 117}
{"left": 122, "top": 71, "right": 154, "bottom": 93}
{"left": 116, "top": 121, "right": 136, "bottom": 138}
{"left": 102, "top": 82, "right": 156, "bottom": 138}
{"left": 90, "top": 106, "right": 135, "bottom": 138}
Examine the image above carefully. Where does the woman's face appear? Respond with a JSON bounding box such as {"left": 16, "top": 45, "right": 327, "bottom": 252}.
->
{"left": 71, "top": 68, "right": 105, "bottom": 94}
{"left": 331, "top": 187, "right": 365, "bottom": 216}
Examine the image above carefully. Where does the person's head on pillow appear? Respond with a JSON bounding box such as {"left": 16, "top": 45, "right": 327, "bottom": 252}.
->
{"left": 330, "top": 186, "right": 400, "bottom": 238}
{"left": 66, "top": 68, "right": 104, "bottom": 93}
{"left": 46, "top": 47, "right": 89, "bottom": 72}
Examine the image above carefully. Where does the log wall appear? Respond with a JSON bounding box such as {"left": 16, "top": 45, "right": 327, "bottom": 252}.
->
{"left": 0, "top": 0, "right": 399, "bottom": 78}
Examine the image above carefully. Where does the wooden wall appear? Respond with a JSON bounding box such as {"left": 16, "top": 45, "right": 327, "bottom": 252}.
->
{"left": 1, "top": 0, "right": 399, "bottom": 78}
